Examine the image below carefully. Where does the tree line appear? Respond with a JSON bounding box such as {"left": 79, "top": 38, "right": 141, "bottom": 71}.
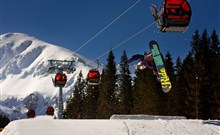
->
{"left": 0, "top": 115, "right": 10, "bottom": 129}
{"left": 64, "top": 29, "right": 220, "bottom": 120}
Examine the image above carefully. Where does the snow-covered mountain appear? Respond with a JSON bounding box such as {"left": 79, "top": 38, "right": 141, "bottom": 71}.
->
{"left": 0, "top": 33, "right": 100, "bottom": 119}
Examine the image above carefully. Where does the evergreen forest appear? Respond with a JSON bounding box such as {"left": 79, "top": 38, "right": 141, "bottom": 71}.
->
{"left": 65, "top": 29, "right": 220, "bottom": 120}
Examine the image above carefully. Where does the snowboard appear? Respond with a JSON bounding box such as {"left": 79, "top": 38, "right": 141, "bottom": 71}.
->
{"left": 149, "top": 40, "right": 172, "bottom": 93}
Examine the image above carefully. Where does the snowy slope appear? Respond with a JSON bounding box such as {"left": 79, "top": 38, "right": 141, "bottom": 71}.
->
{"left": 1, "top": 116, "right": 220, "bottom": 135}
{"left": 0, "top": 33, "right": 100, "bottom": 119}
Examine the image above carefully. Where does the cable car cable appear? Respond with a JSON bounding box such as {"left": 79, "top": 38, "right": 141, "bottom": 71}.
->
{"left": 87, "top": 21, "right": 156, "bottom": 85}
{"left": 74, "top": 0, "right": 142, "bottom": 53}
{"left": 15, "top": 0, "right": 143, "bottom": 118}
{"left": 92, "top": 21, "right": 156, "bottom": 62}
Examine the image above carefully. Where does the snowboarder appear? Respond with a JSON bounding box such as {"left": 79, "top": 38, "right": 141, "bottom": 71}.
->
{"left": 128, "top": 52, "right": 159, "bottom": 79}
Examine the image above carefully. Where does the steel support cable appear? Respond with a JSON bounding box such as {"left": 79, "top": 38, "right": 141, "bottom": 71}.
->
{"left": 92, "top": 21, "right": 156, "bottom": 62}
{"left": 74, "top": 0, "right": 141, "bottom": 53}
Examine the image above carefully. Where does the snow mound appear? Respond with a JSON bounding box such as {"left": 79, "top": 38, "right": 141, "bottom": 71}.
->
{"left": 1, "top": 116, "right": 220, "bottom": 135}
{"left": 110, "top": 114, "right": 187, "bottom": 120}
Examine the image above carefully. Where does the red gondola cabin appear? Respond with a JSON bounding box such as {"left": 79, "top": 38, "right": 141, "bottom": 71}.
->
{"left": 27, "top": 109, "right": 35, "bottom": 118}
{"left": 151, "top": 0, "right": 192, "bottom": 32}
{"left": 55, "top": 73, "right": 67, "bottom": 87}
{"left": 87, "top": 70, "right": 100, "bottom": 85}
{"left": 46, "top": 106, "right": 54, "bottom": 116}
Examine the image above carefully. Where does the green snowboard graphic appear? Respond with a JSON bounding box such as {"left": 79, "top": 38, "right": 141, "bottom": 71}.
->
{"left": 149, "top": 40, "right": 172, "bottom": 93}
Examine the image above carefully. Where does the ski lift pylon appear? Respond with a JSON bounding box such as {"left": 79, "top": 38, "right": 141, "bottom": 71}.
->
{"left": 47, "top": 59, "right": 76, "bottom": 88}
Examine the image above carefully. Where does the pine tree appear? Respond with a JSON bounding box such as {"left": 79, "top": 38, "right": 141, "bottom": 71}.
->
{"left": 97, "top": 50, "right": 117, "bottom": 119}
{"left": 184, "top": 30, "right": 200, "bottom": 119}
{"left": 164, "top": 52, "right": 178, "bottom": 116}
{"left": 84, "top": 85, "right": 99, "bottom": 119}
{"left": 182, "top": 52, "right": 197, "bottom": 119}
{"left": 0, "top": 115, "right": 10, "bottom": 128}
{"left": 191, "top": 30, "right": 200, "bottom": 56}
{"left": 117, "top": 50, "right": 133, "bottom": 114}
{"left": 197, "top": 30, "right": 211, "bottom": 119}
{"left": 185, "top": 29, "right": 212, "bottom": 119}
{"left": 132, "top": 69, "right": 148, "bottom": 114}
{"left": 183, "top": 29, "right": 220, "bottom": 119}
{"left": 132, "top": 68, "right": 161, "bottom": 115}
{"left": 96, "top": 69, "right": 109, "bottom": 118}
{"left": 209, "top": 30, "right": 220, "bottom": 119}
{"left": 65, "top": 71, "right": 86, "bottom": 119}
{"left": 174, "top": 57, "right": 187, "bottom": 116}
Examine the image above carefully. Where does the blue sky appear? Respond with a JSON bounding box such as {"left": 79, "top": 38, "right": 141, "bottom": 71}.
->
{"left": 1, "top": 0, "right": 220, "bottom": 64}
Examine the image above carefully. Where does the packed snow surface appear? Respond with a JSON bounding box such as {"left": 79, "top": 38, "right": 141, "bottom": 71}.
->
{"left": 1, "top": 116, "right": 220, "bottom": 135}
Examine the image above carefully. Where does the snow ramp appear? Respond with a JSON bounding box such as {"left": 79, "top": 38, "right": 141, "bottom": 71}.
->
{"left": 110, "top": 114, "right": 187, "bottom": 120}
{"left": 1, "top": 116, "right": 220, "bottom": 135}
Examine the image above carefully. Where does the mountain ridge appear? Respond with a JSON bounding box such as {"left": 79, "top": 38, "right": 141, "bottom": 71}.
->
{"left": 0, "top": 32, "right": 99, "bottom": 119}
